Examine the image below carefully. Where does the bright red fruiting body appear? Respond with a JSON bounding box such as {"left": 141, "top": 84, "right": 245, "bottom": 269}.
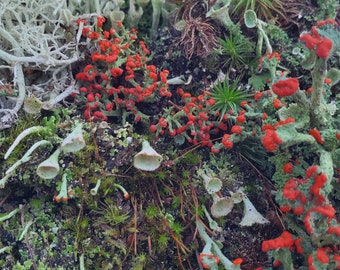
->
{"left": 262, "top": 129, "right": 282, "bottom": 151}
{"left": 283, "top": 162, "right": 293, "bottom": 174}
{"left": 271, "top": 78, "right": 299, "bottom": 97}
{"left": 282, "top": 178, "right": 304, "bottom": 201}
{"left": 149, "top": 125, "right": 157, "bottom": 133}
{"left": 93, "top": 111, "right": 107, "bottom": 121}
{"left": 273, "top": 118, "right": 295, "bottom": 128}
{"left": 307, "top": 254, "right": 317, "bottom": 270}
{"left": 236, "top": 114, "right": 246, "bottom": 123}
{"left": 233, "top": 258, "right": 243, "bottom": 265}
{"left": 299, "top": 33, "right": 321, "bottom": 50}
{"left": 309, "top": 129, "right": 324, "bottom": 144}
{"left": 310, "top": 173, "right": 328, "bottom": 202}
{"left": 328, "top": 226, "right": 340, "bottom": 237}
{"left": 86, "top": 93, "right": 95, "bottom": 102}
{"left": 316, "top": 248, "right": 329, "bottom": 264}
{"left": 231, "top": 125, "right": 243, "bottom": 134}
{"left": 262, "top": 231, "right": 294, "bottom": 252}
{"left": 273, "top": 98, "right": 281, "bottom": 109}
{"left": 293, "top": 205, "right": 304, "bottom": 215}
{"left": 273, "top": 260, "right": 281, "bottom": 267}
{"left": 267, "top": 51, "right": 281, "bottom": 61}
{"left": 210, "top": 146, "right": 220, "bottom": 154}
{"left": 280, "top": 205, "right": 291, "bottom": 213}
{"left": 315, "top": 37, "right": 333, "bottom": 59}
{"left": 222, "top": 134, "right": 233, "bottom": 149}
{"left": 316, "top": 19, "right": 338, "bottom": 28}
{"left": 324, "top": 77, "right": 332, "bottom": 85}
{"left": 299, "top": 20, "right": 335, "bottom": 59}
{"left": 258, "top": 52, "right": 281, "bottom": 69}
{"left": 294, "top": 238, "right": 304, "bottom": 254}
{"left": 306, "top": 165, "right": 318, "bottom": 179}
{"left": 96, "top": 16, "right": 106, "bottom": 28}
{"left": 254, "top": 91, "right": 264, "bottom": 101}
{"left": 158, "top": 118, "right": 168, "bottom": 128}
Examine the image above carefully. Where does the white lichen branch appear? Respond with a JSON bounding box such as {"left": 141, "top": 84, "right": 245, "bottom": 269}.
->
{"left": 0, "top": 0, "right": 81, "bottom": 129}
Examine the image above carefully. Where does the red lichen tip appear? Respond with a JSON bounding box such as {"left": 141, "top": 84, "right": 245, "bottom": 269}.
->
{"left": 271, "top": 78, "right": 299, "bottom": 97}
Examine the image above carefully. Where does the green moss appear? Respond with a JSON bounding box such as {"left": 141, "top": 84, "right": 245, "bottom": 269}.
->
{"left": 93, "top": 199, "right": 130, "bottom": 226}
{"left": 315, "top": 0, "right": 338, "bottom": 21}
{"left": 145, "top": 205, "right": 160, "bottom": 219}
{"left": 157, "top": 234, "right": 169, "bottom": 250}
{"left": 210, "top": 79, "right": 252, "bottom": 120}
{"left": 178, "top": 151, "right": 201, "bottom": 166}
{"left": 217, "top": 31, "right": 255, "bottom": 76}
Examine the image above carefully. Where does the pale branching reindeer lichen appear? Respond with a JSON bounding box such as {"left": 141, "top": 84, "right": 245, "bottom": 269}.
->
{"left": 0, "top": 0, "right": 80, "bottom": 130}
